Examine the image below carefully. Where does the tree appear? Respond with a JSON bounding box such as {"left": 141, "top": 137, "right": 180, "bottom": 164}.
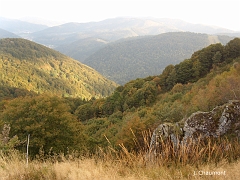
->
{"left": 224, "top": 38, "right": 240, "bottom": 60}
{"left": 159, "top": 64, "right": 175, "bottom": 91}
{"left": 1, "top": 95, "right": 85, "bottom": 156}
{"left": 212, "top": 51, "right": 222, "bottom": 64}
{"left": 198, "top": 43, "right": 224, "bottom": 76}
{"left": 75, "top": 102, "right": 95, "bottom": 121}
{"left": 175, "top": 59, "right": 193, "bottom": 84}
{"left": 116, "top": 115, "right": 146, "bottom": 151}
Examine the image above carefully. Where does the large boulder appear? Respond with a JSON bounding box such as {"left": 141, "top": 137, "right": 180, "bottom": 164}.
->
{"left": 149, "top": 100, "right": 240, "bottom": 153}
{"left": 183, "top": 100, "right": 240, "bottom": 141}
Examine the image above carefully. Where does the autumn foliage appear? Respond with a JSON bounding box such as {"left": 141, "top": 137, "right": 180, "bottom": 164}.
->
{"left": 0, "top": 38, "right": 239, "bottom": 155}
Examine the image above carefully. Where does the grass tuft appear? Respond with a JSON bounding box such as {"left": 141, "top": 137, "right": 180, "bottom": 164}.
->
{"left": 0, "top": 134, "right": 240, "bottom": 179}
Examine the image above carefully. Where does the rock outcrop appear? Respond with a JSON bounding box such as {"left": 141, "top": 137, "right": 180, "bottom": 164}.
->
{"left": 149, "top": 100, "right": 240, "bottom": 153}
{"left": 149, "top": 122, "right": 183, "bottom": 154}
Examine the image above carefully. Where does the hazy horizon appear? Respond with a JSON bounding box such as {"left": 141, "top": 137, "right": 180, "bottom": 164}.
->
{"left": 0, "top": 0, "right": 240, "bottom": 31}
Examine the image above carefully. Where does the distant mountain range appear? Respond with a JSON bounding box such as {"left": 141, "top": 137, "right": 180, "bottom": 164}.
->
{"left": 0, "top": 28, "right": 20, "bottom": 39}
{"left": 29, "top": 17, "right": 238, "bottom": 47}
{"left": 1, "top": 16, "right": 239, "bottom": 51}
{"left": 83, "top": 32, "right": 234, "bottom": 84}
{"left": 0, "top": 17, "right": 239, "bottom": 86}
{"left": 19, "top": 16, "right": 65, "bottom": 27}
{"left": 0, "top": 17, "right": 48, "bottom": 36}
{"left": 0, "top": 38, "right": 117, "bottom": 99}
{"left": 38, "top": 17, "right": 240, "bottom": 62}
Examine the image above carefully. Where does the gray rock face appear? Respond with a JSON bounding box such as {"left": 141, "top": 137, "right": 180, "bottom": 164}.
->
{"left": 149, "top": 100, "right": 240, "bottom": 153}
{"left": 149, "top": 122, "right": 183, "bottom": 156}
{"left": 183, "top": 100, "right": 240, "bottom": 141}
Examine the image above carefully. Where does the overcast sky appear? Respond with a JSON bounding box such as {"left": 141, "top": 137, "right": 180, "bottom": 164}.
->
{"left": 0, "top": 0, "right": 239, "bottom": 30}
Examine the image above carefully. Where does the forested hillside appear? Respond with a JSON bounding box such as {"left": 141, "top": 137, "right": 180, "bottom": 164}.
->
{"left": 0, "top": 38, "right": 117, "bottom": 99}
{"left": 74, "top": 38, "right": 240, "bottom": 151}
{"left": 0, "top": 38, "right": 239, "bottom": 155}
{"left": 56, "top": 37, "right": 108, "bottom": 62}
{"left": 84, "top": 32, "right": 234, "bottom": 84}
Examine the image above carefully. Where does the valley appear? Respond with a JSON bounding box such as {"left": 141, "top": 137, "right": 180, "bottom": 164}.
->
{"left": 0, "top": 16, "right": 240, "bottom": 179}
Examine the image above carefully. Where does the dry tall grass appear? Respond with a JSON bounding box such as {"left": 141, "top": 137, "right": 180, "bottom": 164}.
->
{"left": 0, "top": 136, "right": 240, "bottom": 180}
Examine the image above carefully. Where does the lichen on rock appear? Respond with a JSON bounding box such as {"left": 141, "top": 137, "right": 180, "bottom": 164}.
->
{"left": 149, "top": 100, "right": 240, "bottom": 156}
{"left": 183, "top": 100, "right": 240, "bottom": 141}
{"left": 149, "top": 122, "right": 184, "bottom": 155}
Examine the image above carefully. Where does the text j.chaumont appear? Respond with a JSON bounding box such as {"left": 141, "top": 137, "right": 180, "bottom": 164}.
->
{"left": 194, "top": 170, "right": 226, "bottom": 176}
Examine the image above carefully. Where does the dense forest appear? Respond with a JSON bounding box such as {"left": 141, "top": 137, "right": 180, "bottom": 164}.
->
{"left": 56, "top": 37, "right": 108, "bottom": 62}
{"left": 84, "top": 32, "right": 234, "bottom": 84}
{"left": 0, "top": 38, "right": 239, "bottom": 157}
{"left": 0, "top": 38, "right": 117, "bottom": 99}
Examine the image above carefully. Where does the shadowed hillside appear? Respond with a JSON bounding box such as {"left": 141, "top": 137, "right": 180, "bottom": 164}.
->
{"left": 84, "top": 32, "right": 234, "bottom": 84}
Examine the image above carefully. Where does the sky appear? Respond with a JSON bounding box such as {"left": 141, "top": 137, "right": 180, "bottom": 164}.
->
{"left": 0, "top": 0, "right": 240, "bottom": 30}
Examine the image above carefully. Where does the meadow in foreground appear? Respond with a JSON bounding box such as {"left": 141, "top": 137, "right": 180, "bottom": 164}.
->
{"left": 1, "top": 136, "right": 240, "bottom": 180}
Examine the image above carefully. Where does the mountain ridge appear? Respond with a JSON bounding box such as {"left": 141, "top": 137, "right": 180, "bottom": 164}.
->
{"left": 0, "top": 28, "right": 20, "bottom": 39}
{"left": 0, "top": 17, "right": 48, "bottom": 34}
{"left": 1, "top": 17, "right": 239, "bottom": 64}
{"left": 27, "top": 17, "right": 238, "bottom": 48}
{"left": 84, "top": 32, "right": 234, "bottom": 84}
